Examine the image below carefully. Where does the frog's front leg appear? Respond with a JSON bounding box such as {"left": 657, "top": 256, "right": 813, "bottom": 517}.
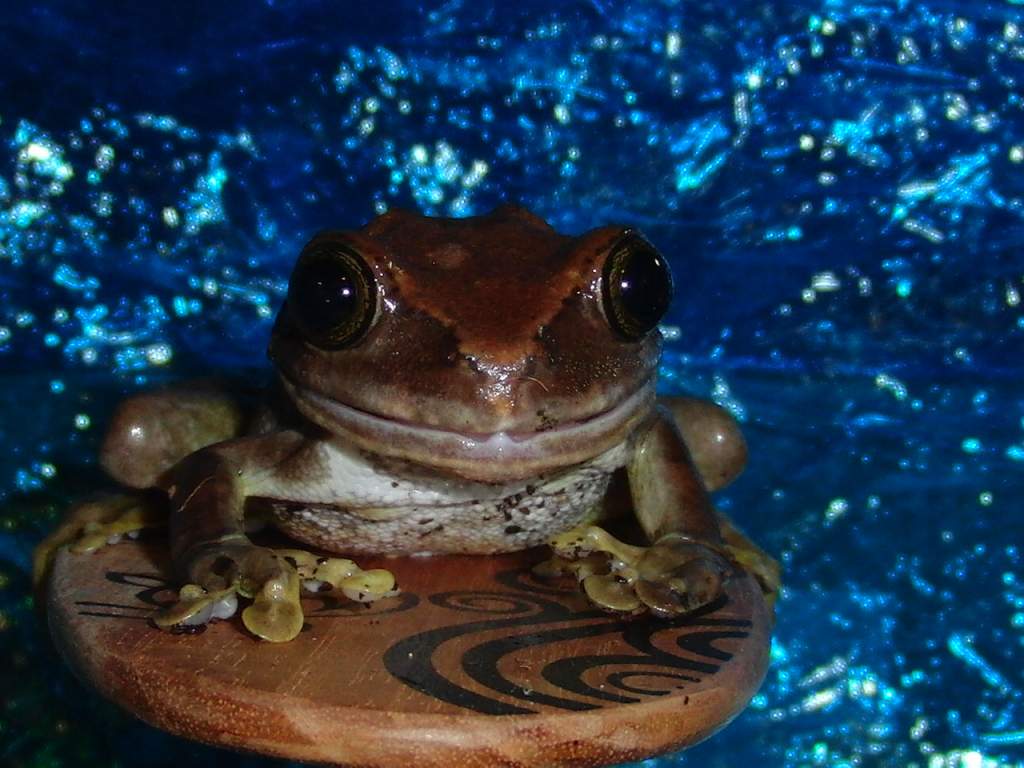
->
{"left": 156, "top": 433, "right": 395, "bottom": 642}
{"left": 148, "top": 435, "right": 299, "bottom": 641}
{"left": 550, "top": 407, "right": 739, "bottom": 617}
{"left": 660, "top": 395, "right": 780, "bottom": 604}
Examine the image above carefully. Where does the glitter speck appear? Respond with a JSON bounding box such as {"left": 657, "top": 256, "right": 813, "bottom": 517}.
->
{"left": 24, "top": 142, "right": 53, "bottom": 162}
{"left": 665, "top": 31, "right": 681, "bottom": 59}
{"left": 876, "top": 373, "right": 909, "bottom": 401}
{"left": 145, "top": 344, "right": 173, "bottom": 366}
{"left": 162, "top": 206, "right": 180, "bottom": 227}
{"left": 961, "top": 438, "right": 982, "bottom": 454}
{"left": 825, "top": 498, "right": 848, "bottom": 522}
{"left": 95, "top": 144, "right": 114, "bottom": 170}
{"left": 811, "top": 271, "right": 840, "bottom": 292}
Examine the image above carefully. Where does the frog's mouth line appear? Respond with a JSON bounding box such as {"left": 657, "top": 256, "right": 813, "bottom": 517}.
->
{"left": 280, "top": 376, "right": 655, "bottom": 481}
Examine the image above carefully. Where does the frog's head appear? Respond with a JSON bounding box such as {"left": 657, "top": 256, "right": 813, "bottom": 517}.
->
{"left": 269, "top": 205, "right": 673, "bottom": 483}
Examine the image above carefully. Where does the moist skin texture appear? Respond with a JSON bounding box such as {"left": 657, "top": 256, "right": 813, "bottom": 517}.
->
{"left": 267, "top": 205, "right": 661, "bottom": 485}
{"left": 41, "top": 205, "right": 778, "bottom": 644}
{"left": 245, "top": 205, "right": 662, "bottom": 552}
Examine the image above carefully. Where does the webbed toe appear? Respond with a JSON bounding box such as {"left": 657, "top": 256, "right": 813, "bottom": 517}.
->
{"left": 33, "top": 492, "right": 165, "bottom": 596}
{"left": 159, "top": 544, "right": 399, "bottom": 642}
{"left": 541, "top": 525, "right": 734, "bottom": 618}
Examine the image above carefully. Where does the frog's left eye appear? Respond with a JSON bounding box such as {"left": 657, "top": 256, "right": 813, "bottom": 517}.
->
{"left": 601, "top": 236, "right": 674, "bottom": 340}
{"left": 287, "top": 243, "right": 378, "bottom": 349}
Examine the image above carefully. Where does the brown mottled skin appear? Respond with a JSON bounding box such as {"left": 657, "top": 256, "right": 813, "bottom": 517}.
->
{"left": 37, "top": 205, "right": 778, "bottom": 643}
{"left": 269, "top": 207, "right": 657, "bottom": 478}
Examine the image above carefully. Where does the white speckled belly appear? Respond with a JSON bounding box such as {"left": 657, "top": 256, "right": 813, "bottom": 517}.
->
{"left": 263, "top": 439, "right": 628, "bottom": 555}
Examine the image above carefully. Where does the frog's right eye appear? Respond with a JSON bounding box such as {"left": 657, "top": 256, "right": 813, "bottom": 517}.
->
{"left": 601, "top": 234, "right": 673, "bottom": 341}
{"left": 287, "top": 243, "right": 378, "bottom": 349}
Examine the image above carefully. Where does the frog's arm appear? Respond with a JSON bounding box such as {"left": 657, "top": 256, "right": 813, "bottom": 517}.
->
{"left": 161, "top": 431, "right": 312, "bottom": 642}
{"left": 160, "top": 432, "right": 395, "bottom": 642}
{"left": 549, "top": 404, "right": 778, "bottom": 617}
{"left": 627, "top": 406, "right": 723, "bottom": 545}
{"left": 630, "top": 406, "right": 781, "bottom": 610}
{"left": 656, "top": 397, "right": 781, "bottom": 603}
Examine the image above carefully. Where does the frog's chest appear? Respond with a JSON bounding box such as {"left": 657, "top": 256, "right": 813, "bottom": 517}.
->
{"left": 263, "top": 440, "right": 628, "bottom": 555}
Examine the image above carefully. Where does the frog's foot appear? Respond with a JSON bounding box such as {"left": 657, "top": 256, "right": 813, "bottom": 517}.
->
{"left": 717, "top": 513, "right": 781, "bottom": 613}
{"left": 156, "top": 542, "right": 303, "bottom": 643}
{"left": 33, "top": 492, "right": 166, "bottom": 593}
{"left": 151, "top": 584, "right": 240, "bottom": 634}
{"left": 275, "top": 549, "right": 398, "bottom": 604}
{"left": 540, "top": 525, "right": 733, "bottom": 618}
{"left": 154, "top": 543, "right": 398, "bottom": 643}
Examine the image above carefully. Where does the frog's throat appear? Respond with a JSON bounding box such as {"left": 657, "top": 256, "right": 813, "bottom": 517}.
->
{"left": 280, "top": 376, "right": 656, "bottom": 483}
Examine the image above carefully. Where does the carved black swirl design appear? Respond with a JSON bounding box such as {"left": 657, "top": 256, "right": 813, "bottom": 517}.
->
{"left": 76, "top": 563, "right": 757, "bottom": 718}
{"left": 75, "top": 571, "right": 176, "bottom": 619}
{"left": 385, "top": 589, "right": 592, "bottom": 715}
{"left": 606, "top": 670, "right": 698, "bottom": 696}
{"left": 383, "top": 567, "right": 754, "bottom": 716}
{"left": 537, "top": 602, "right": 751, "bottom": 706}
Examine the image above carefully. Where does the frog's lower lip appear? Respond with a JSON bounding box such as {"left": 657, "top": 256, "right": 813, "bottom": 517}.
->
{"left": 282, "top": 377, "right": 655, "bottom": 482}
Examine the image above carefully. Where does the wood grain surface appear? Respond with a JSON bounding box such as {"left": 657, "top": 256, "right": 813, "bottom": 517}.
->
{"left": 48, "top": 536, "right": 771, "bottom": 767}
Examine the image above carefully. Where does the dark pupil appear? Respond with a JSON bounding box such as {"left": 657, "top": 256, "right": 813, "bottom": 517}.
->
{"left": 289, "top": 254, "right": 365, "bottom": 342}
{"left": 616, "top": 247, "right": 672, "bottom": 335}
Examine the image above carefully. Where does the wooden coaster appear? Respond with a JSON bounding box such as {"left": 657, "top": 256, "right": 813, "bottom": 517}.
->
{"left": 48, "top": 537, "right": 771, "bottom": 767}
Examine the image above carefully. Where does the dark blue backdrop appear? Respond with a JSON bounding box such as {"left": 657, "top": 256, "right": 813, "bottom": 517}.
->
{"left": 1, "top": 2, "right": 1022, "bottom": 766}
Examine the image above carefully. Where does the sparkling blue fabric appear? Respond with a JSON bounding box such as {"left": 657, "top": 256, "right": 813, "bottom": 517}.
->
{"left": 1, "top": 2, "right": 1022, "bottom": 766}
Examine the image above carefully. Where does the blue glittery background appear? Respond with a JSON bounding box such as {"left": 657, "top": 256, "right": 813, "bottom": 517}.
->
{"left": 1, "top": 1, "right": 1022, "bottom": 766}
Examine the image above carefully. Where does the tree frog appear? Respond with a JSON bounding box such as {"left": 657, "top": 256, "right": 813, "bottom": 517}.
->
{"left": 36, "top": 206, "right": 778, "bottom": 642}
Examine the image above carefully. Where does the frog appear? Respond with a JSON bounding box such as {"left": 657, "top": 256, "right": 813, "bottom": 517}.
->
{"left": 34, "top": 205, "right": 779, "bottom": 643}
